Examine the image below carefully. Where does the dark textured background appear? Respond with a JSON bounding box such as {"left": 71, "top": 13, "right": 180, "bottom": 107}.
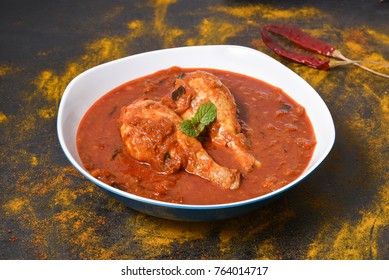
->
{"left": 0, "top": 0, "right": 388, "bottom": 259}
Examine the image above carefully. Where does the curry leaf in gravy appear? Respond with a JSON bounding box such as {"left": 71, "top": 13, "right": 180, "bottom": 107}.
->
{"left": 280, "top": 103, "right": 292, "bottom": 112}
{"left": 172, "top": 85, "right": 186, "bottom": 101}
{"left": 178, "top": 72, "right": 186, "bottom": 79}
{"left": 111, "top": 149, "right": 120, "bottom": 160}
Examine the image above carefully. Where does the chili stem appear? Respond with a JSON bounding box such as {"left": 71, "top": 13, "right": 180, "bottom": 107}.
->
{"left": 358, "top": 61, "right": 389, "bottom": 67}
{"left": 330, "top": 59, "right": 389, "bottom": 68}
{"left": 332, "top": 50, "right": 389, "bottom": 79}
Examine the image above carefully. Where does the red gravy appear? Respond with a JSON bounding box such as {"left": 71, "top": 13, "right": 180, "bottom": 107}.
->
{"left": 76, "top": 67, "right": 316, "bottom": 205}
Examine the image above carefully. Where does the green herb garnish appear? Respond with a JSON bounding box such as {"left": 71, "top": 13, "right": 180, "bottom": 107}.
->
{"left": 180, "top": 102, "right": 217, "bottom": 137}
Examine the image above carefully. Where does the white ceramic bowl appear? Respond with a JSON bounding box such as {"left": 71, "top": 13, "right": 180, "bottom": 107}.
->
{"left": 57, "top": 45, "right": 335, "bottom": 221}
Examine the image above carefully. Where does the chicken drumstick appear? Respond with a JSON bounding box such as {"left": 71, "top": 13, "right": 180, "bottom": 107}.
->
{"left": 164, "top": 70, "right": 260, "bottom": 174}
{"left": 119, "top": 99, "right": 240, "bottom": 189}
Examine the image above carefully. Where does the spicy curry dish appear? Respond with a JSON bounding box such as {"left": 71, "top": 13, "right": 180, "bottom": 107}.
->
{"left": 76, "top": 66, "right": 316, "bottom": 205}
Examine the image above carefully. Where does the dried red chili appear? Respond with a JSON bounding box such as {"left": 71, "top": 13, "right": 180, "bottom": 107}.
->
{"left": 260, "top": 24, "right": 389, "bottom": 78}
{"left": 264, "top": 24, "right": 336, "bottom": 57}
{"left": 260, "top": 28, "right": 331, "bottom": 70}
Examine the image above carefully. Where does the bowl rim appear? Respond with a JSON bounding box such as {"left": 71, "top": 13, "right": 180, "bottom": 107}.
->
{"left": 57, "top": 44, "right": 335, "bottom": 210}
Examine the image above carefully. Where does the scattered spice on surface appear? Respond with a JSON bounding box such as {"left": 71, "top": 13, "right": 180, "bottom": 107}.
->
{"left": 1, "top": 1, "right": 387, "bottom": 260}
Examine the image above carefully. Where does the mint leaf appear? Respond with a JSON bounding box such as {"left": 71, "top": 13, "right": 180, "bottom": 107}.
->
{"left": 192, "top": 102, "right": 217, "bottom": 125}
{"left": 196, "top": 123, "right": 206, "bottom": 133}
{"left": 180, "top": 102, "right": 217, "bottom": 137}
{"left": 181, "top": 119, "right": 199, "bottom": 137}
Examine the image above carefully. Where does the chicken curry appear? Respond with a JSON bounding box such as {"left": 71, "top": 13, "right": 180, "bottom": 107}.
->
{"left": 76, "top": 67, "right": 316, "bottom": 205}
